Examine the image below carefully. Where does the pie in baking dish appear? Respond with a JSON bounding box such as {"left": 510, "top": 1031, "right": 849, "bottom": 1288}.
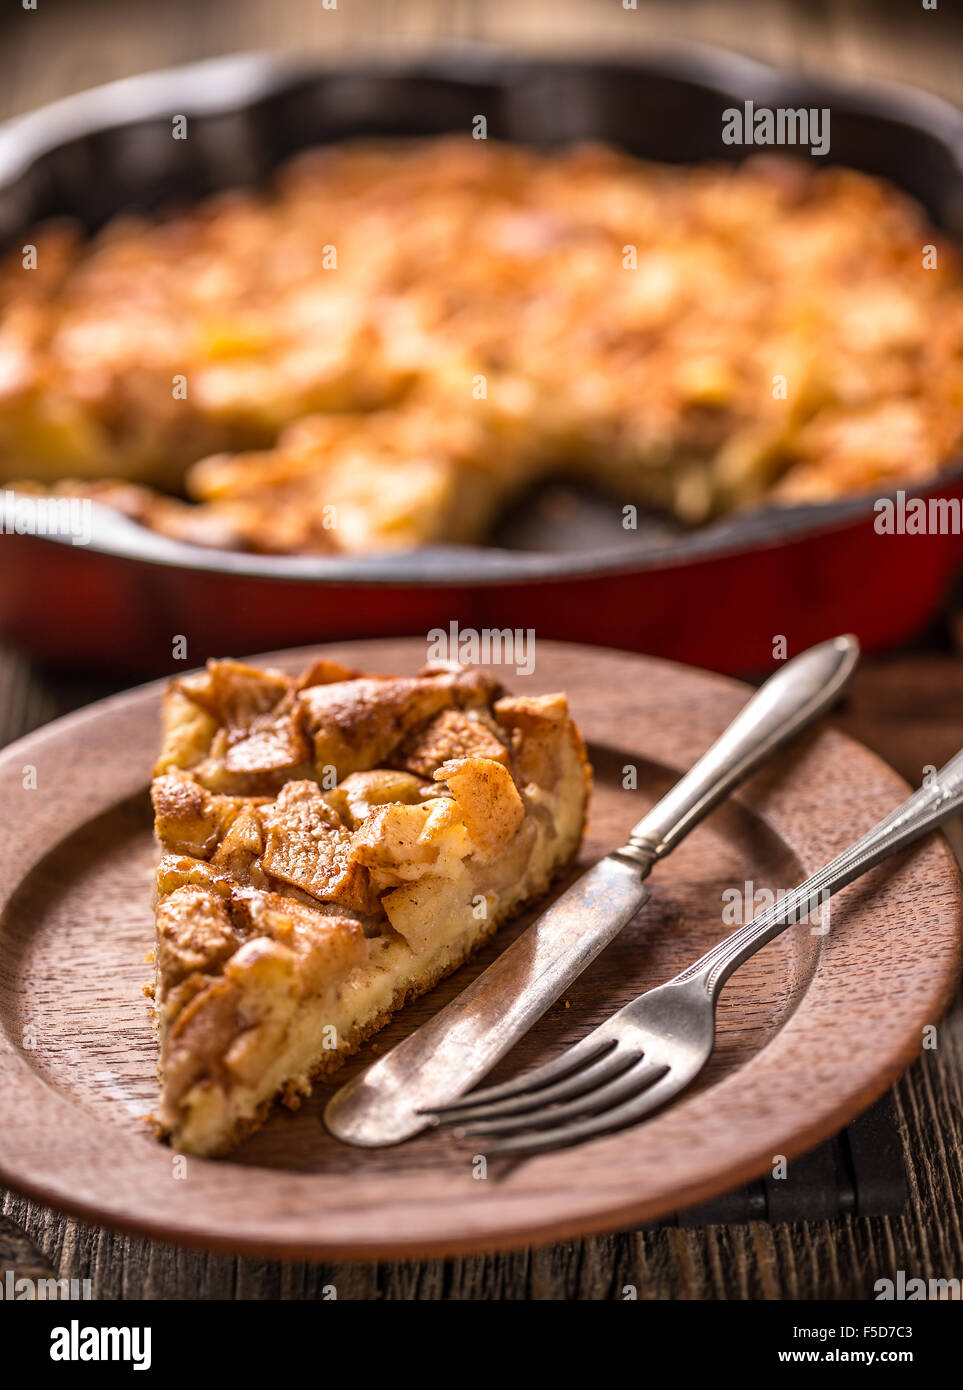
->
{"left": 4, "top": 137, "right": 963, "bottom": 552}
{"left": 147, "top": 656, "right": 590, "bottom": 1155}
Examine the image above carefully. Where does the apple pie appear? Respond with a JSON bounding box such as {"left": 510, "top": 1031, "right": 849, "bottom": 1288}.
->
{"left": 148, "top": 656, "right": 590, "bottom": 1155}
{"left": 5, "top": 137, "right": 963, "bottom": 551}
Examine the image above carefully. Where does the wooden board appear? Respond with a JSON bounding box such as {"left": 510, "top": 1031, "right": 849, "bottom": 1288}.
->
{"left": 0, "top": 639, "right": 959, "bottom": 1259}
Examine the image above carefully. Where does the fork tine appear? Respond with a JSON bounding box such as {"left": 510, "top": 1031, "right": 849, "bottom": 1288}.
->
{"left": 419, "top": 1036, "right": 616, "bottom": 1117}
{"left": 431, "top": 1047, "right": 641, "bottom": 1129}
{"left": 457, "top": 1057, "right": 667, "bottom": 1138}
{"left": 485, "top": 1070, "right": 687, "bottom": 1157}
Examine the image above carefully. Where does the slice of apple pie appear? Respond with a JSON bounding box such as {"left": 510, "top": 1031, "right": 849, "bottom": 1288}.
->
{"left": 148, "top": 656, "right": 591, "bottom": 1155}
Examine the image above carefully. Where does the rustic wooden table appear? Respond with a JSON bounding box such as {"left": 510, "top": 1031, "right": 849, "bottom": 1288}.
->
{"left": 1, "top": 0, "right": 962, "bottom": 1300}
{"left": 1, "top": 0, "right": 961, "bottom": 123}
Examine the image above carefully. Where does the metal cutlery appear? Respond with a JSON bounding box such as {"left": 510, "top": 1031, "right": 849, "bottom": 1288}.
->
{"left": 430, "top": 745, "right": 963, "bottom": 1156}
{"left": 324, "top": 634, "right": 858, "bottom": 1147}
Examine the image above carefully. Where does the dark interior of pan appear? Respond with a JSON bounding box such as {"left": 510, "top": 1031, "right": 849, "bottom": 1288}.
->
{"left": 2, "top": 46, "right": 962, "bottom": 583}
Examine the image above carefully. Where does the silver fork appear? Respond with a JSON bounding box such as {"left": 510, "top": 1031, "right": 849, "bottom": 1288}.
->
{"left": 427, "top": 748, "right": 963, "bottom": 1157}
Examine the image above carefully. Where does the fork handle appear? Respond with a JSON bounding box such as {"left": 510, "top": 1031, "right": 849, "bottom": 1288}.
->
{"left": 680, "top": 748, "right": 963, "bottom": 997}
{"left": 621, "top": 635, "right": 858, "bottom": 867}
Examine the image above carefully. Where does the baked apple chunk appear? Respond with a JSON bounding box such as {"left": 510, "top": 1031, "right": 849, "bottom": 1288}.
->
{"left": 149, "top": 657, "right": 590, "bottom": 1155}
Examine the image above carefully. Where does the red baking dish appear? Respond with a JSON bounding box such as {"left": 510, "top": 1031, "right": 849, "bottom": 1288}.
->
{"left": 1, "top": 45, "right": 962, "bottom": 676}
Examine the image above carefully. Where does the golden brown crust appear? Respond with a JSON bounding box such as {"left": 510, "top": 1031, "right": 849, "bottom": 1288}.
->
{"left": 394, "top": 707, "right": 511, "bottom": 777}
{"left": 6, "top": 138, "right": 962, "bottom": 547}
{"left": 150, "top": 656, "right": 591, "bottom": 1154}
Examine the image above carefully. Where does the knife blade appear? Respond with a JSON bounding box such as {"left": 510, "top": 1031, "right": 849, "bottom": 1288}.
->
{"left": 324, "top": 634, "right": 858, "bottom": 1146}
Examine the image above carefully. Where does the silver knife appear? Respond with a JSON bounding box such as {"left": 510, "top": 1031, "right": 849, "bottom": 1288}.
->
{"left": 324, "top": 634, "right": 859, "bottom": 1146}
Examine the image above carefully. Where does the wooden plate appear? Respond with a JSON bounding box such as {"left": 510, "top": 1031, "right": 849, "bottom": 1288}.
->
{"left": 0, "top": 639, "right": 959, "bottom": 1259}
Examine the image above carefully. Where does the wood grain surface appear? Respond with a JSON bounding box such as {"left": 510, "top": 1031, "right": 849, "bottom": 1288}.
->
{"left": 0, "top": 0, "right": 959, "bottom": 123}
{"left": 1, "top": 0, "right": 962, "bottom": 1300}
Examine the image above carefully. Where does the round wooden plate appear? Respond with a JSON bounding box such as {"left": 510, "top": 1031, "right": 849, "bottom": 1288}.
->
{"left": 0, "top": 639, "right": 959, "bottom": 1259}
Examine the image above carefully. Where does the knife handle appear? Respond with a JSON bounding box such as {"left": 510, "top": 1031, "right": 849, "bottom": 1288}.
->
{"left": 621, "top": 634, "right": 859, "bottom": 867}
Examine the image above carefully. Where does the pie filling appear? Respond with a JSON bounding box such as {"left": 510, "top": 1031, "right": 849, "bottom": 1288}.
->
{"left": 148, "top": 657, "right": 590, "bottom": 1155}
{"left": 6, "top": 137, "right": 963, "bottom": 553}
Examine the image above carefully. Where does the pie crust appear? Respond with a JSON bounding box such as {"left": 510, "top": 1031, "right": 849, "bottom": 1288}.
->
{"left": 148, "top": 657, "right": 591, "bottom": 1155}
